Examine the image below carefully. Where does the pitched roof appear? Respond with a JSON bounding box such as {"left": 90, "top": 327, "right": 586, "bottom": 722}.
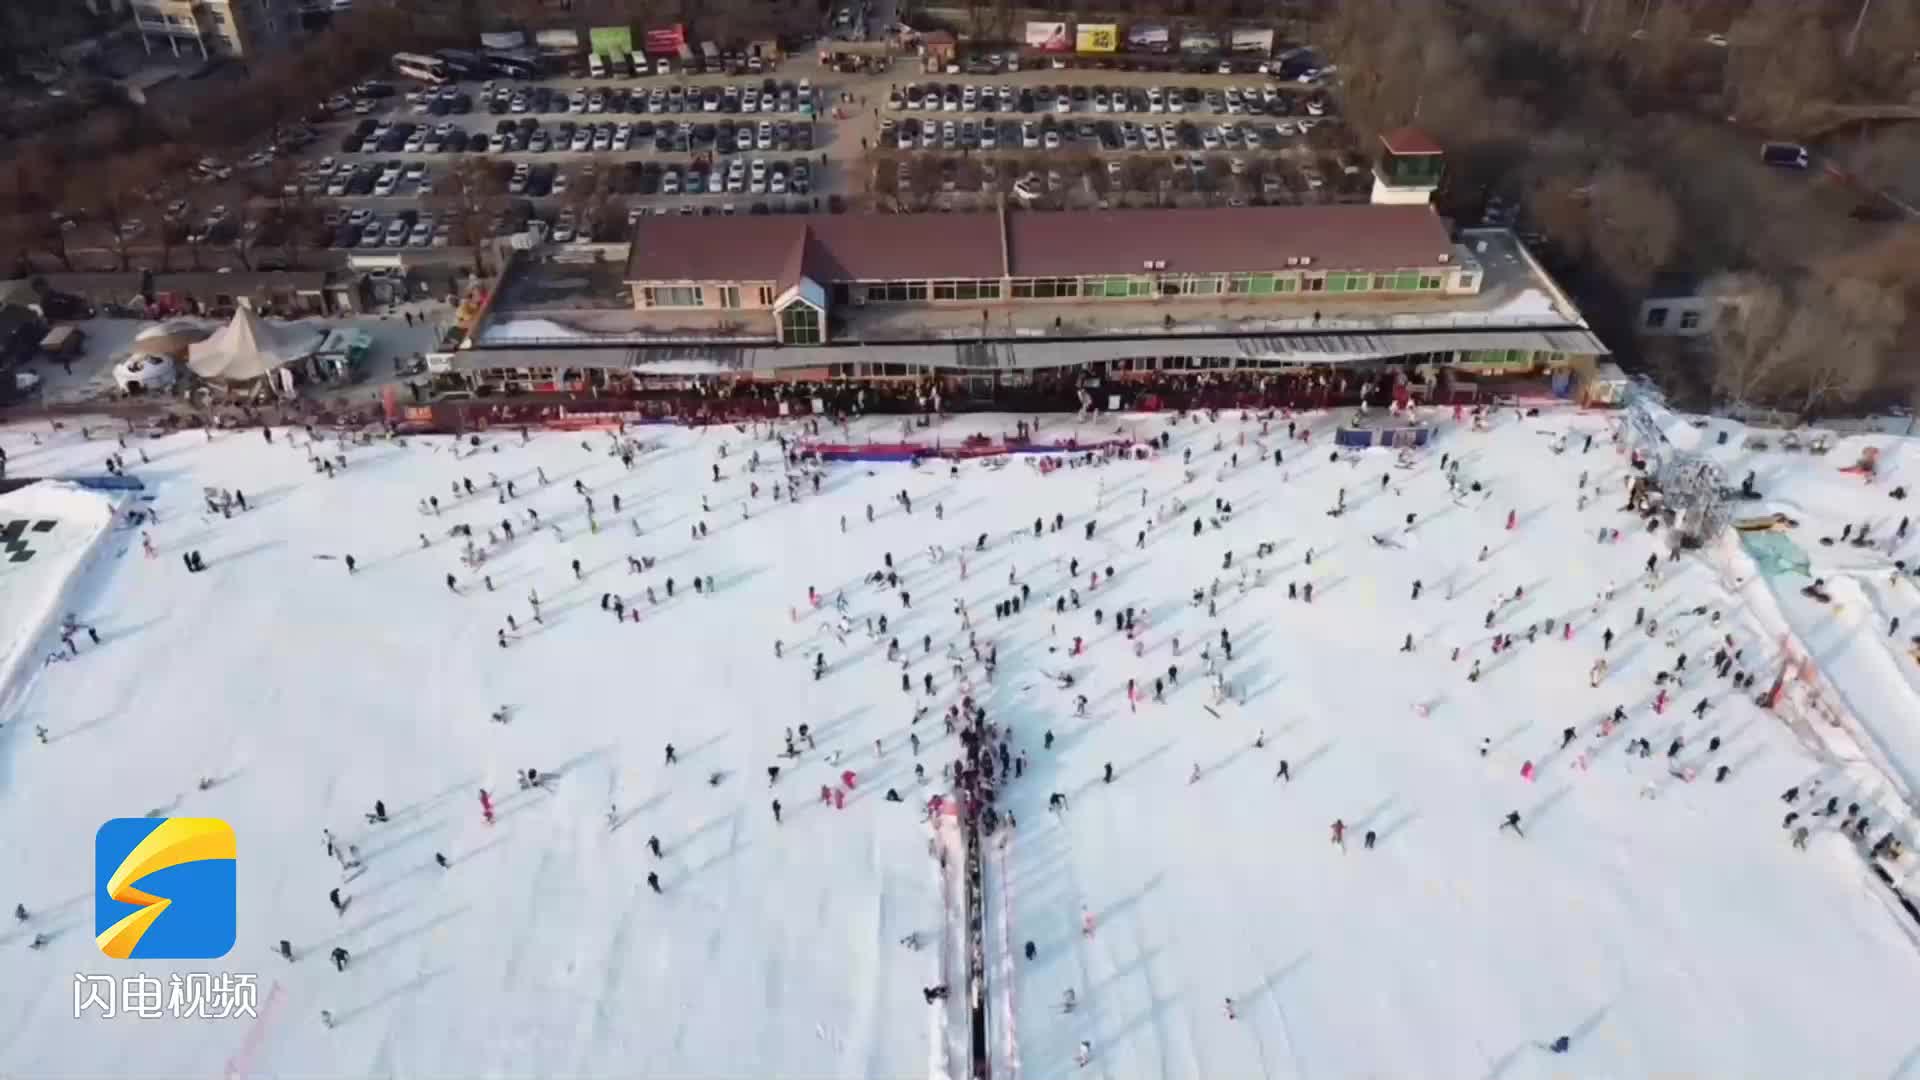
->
{"left": 1379, "top": 127, "right": 1443, "bottom": 156}
{"left": 628, "top": 215, "right": 1005, "bottom": 284}
{"left": 627, "top": 206, "right": 1456, "bottom": 284}
{"left": 1006, "top": 205, "right": 1452, "bottom": 276}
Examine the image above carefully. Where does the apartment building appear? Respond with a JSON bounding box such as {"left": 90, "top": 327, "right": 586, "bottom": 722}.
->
{"left": 132, "top": 0, "right": 302, "bottom": 59}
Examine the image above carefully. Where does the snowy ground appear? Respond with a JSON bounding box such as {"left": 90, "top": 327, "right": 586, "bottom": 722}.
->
{"left": 1, "top": 404, "right": 1919, "bottom": 1079}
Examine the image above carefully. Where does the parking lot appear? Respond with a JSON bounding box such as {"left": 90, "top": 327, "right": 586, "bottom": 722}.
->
{"left": 152, "top": 50, "right": 1356, "bottom": 262}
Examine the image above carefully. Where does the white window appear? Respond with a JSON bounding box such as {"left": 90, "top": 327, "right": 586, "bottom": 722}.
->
{"left": 647, "top": 285, "right": 704, "bottom": 308}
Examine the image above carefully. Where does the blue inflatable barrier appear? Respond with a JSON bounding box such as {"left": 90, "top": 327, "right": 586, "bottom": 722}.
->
{"left": 65, "top": 474, "right": 147, "bottom": 492}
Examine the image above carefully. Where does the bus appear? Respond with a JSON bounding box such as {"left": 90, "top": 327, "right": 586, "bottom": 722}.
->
{"left": 483, "top": 50, "right": 540, "bottom": 79}
{"left": 392, "top": 52, "right": 450, "bottom": 85}
{"left": 433, "top": 49, "right": 489, "bottom": 79}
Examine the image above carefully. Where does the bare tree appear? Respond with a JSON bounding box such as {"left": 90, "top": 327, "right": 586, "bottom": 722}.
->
{"left": 428, "top": 154, "right": 506, "bottom": 275}
{"left": 1586, "top": 165, "right": 1679, "bottom": 292}
{"left": 1775, "top": 271, "right": 1904, "bottom": 418}
{"left": 1702, "top": 271, "right": 1791, "bottom": 409}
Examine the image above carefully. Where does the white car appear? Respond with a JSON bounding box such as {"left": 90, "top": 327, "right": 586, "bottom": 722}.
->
{"left": 408, "top": 221, "right": 432, "bottom": 246}
{"left": 1043, "top": 129, "right": 1061, "bottom": 150}
{"left": 593, "top": 127, "right": 612, "bottom": 151}
{"left": 373, "top": 173, "right": 399, "bottom": 196}
{"left": 1021, "top": 123, "right": 1039, "bottom": 149}
{"left": 612, "top": 125, "right": 631, "bottom": 151}
{"left": 552, "top": 172, "right": 569, "bottom": 195}
{"left": 570, "top": 128, "right": 591, "bottom": 151}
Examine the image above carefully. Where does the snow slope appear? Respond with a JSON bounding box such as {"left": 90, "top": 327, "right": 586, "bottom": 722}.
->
{"left": 1, "top": 405, "right": 1918, "bottom": 1079}
{"left": 0, "top": 481, "right": 118, "bottom": 719}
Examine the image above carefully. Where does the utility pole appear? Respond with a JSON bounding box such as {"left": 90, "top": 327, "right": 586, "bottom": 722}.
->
{"left": 1845, "top": 0, "right": 1874, "bottom": 58}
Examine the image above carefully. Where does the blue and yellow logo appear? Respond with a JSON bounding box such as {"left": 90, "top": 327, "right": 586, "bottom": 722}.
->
{"left": 94, "top": 818, "right": 236, "bottom": 960}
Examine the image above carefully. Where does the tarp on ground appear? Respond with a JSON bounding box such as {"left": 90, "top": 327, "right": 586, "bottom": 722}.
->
{"left": 186, "top": 308, "right": 318, "bottom": 383}
{"left": 1740, "top": 530, "right": 1812, "bottom": 579}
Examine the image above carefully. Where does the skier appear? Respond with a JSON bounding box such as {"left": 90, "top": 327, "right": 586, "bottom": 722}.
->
{"left": 1274, "top": 759, "right": 1291, "bottom": 782}
{"left": 648, "top": 835, "right": 662, "bottom": 858}
{"left": 665, "top": 743, "right": 677, "bottom": 765}
{"left": 330, "top": 946, "right": 350, "bottom": 972}
{"left": 1330, "top": 819, "right": 1346, "bottom": 851}
{"left": 647, "top": 871, "right": 662, "bottom": 893}
{"left": 435, "top": 853, "right": 450, "bottom": 869}
{"left": 328, "top": 887, "right": 348, "bottom": 915}
{"left": 1499, "top": 810, "right": 1524, "bottom": 837}
{"left": 1076, "top": 1041, "right": 1092, "bottom": 1068}
{"left": 771, "top": 799, "right": 782, "bottom": 824}
{"left": 479, "top": 788, "right": 494, "bottom": 825}
{"left": 1224, "top": 997, "right": 1236, "bottom": 1020}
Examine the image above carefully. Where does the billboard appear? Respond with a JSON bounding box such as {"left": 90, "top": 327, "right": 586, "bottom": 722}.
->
{"left": 1025, "top": 21, "right": 1070, "bottom": 52}
{"left": 1229, "top": 27, "right": 1275, "bottom": 55}
{"left": 478, "top": 30, "right": 524, "bottom": 50}
{"left": 1075, "top": 23, "right": 1118, "bottom": 53}
{"left": 1180, "top": 30, "right": 1221, "bottom": 54}
{"left": 643, "top": 23, "right": 686, "bottom": 55}
{"left": 1126, "top": 23, "right": 1170, "bottom": 52}
{"left": 589, "top": 26, "right": 633, "bottom": 55}
{"left": 533, "top": 28, "right": 580, "bottom": 52}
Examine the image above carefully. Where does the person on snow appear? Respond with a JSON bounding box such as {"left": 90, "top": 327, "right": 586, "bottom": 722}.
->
{"left": 1499, "top": 810, "right": 1524, "bottom": 837}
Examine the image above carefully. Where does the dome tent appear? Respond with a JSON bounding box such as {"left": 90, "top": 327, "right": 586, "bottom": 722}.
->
{"left": 185, "top": 307, "right": 320, "bottom": 383}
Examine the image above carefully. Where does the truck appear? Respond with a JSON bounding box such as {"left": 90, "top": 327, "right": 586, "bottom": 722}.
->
{"left": 588, "top": 51, "right": 607, "bottom": 78}
{"left": 700, "top": 41, "right": 718, "bottom": 71}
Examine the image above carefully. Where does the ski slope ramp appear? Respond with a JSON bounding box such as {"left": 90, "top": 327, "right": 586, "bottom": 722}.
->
{"left": 0, "top": 479, "right": 119, "bottom": 718}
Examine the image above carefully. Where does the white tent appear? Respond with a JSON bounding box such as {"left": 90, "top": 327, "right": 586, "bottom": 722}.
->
{"left": 186, "top": 308, "right": 319, "bottom": 383}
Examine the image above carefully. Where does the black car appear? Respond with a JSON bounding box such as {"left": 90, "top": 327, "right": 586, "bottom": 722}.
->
{"left": 339, "top": 134, "right": 364, "bottom": 154}
{"left": 468, "top": 132, "right": 490, "bottom": 153}
{"left": 353, "top": 117, "right": 378, "bottom": 137}
{"left": 447, "top": 129, "right": 470, "bottom": 152}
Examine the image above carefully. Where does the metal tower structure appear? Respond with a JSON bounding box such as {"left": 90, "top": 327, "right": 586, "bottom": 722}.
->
{"left": 1624, "top": 388, "right": 1731, "bottom": 549}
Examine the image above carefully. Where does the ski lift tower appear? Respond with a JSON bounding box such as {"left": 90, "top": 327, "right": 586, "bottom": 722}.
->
{"left": 1624, "top": 388, "right": 1731, "bottom": 550}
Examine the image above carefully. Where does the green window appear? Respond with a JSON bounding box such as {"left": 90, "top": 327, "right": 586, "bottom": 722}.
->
{"left": 1104, "top": 277, "right": 1130, "bottom": 298}
{"left": 1249, "top": 273, "right": 1276, "bottom": 295}
{"left": 1128, "top": 279, "right": 1154, "bottom": 297}
{"left": 780, "top": 304, "right": 821, "bottom": 346}
{"left": 1394, "top": 272, "right": 1420, "bottom": 291}
{"left": 1324, "top": 274, "right": 1347, "bottom": 293}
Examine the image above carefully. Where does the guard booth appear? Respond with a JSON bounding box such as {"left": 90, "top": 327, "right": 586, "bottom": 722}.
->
{"left": 1371, "top": 127, "right": 1445, "bottom": 206}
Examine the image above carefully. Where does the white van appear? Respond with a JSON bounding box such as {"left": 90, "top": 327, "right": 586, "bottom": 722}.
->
{"left": 588, "top": 52, "right": 607, "bottom": 78}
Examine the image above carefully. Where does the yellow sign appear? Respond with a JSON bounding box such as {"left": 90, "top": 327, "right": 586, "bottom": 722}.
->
{"left": 1076, "top": 24, "right": 1118, "bottom": 53}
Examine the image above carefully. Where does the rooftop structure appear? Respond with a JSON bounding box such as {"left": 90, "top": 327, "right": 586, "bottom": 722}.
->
{"left": 468, "top": 207, "right": 1600, "bottom": 376}
{"left": 1372, "top": 126, "right": 1445, "bottom": 207}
